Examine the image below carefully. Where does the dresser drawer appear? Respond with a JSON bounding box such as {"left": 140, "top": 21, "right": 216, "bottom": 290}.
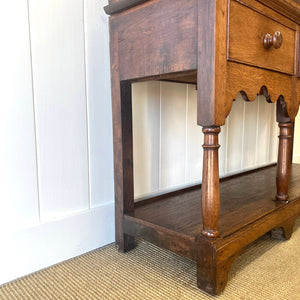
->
{"left": 228, "top": 0, "right": 296, "bottom": 75}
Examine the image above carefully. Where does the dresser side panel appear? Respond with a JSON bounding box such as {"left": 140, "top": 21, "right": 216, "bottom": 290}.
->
{"left": 111, "top": 0, "right": 197, "bottom": 81}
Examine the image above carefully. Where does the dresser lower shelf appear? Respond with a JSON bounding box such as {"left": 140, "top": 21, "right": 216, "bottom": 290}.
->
{"left": 122, "top": 163, "right": 300, "bottom": 294}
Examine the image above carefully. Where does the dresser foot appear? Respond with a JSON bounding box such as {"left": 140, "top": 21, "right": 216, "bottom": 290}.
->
{"left": 116, "top": 234, "right": 135, "bottom": 253}
{"left": 197, "top": 238, "right": 243, "bottom": 295}
{"left": 271, "top": 217, "right": 297, "bottom": 241}
{"left": 197, "top": 252, "right": 241, "bottom": 295}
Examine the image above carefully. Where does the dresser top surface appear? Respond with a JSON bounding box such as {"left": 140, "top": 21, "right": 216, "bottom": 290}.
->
{"left": 106, "top": 0, "right": 300, "bottom": 5}
{"left": 104, "top": 0, "right": 300, "bottom": 22}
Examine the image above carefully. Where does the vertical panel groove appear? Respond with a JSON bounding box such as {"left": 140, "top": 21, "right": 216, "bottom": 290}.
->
{"left": 267, "top": 104, "right": 272, "bottom": 160}
{"left": 240, "top": 101, "right": 246, "bottom": 168}
{"left": 82, "top": 0, "right": 92, "bottom": 210}
{"left": 27, "top": 0, "right": 41, "bottom": 223}
{"left": 269, "top": 103, "right": 278, "bottom": 162}
{"left": 224, "top": 121, "right": 229, "bottom": 175}
{"left": 158, "top": 82, "right": 162, "bottom": 191}
{"left": 255, "top": 98, "right": 260, "bottom": 165}
{"left": 133, "top": 84, "right": 278, "bottom": 197}
{"left": 225, "top": 115, "right": 230, "bottom": 173}
{"left": 160, "top": 82, "right": 186, "bottom": 188}
{"left": 30, "top": 0, "right": 90, "bottom": 220}
{"left": 184, "top": 85, "right": 189, "bottom": 184}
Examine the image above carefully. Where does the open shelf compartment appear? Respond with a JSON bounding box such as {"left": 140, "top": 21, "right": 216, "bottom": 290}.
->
{"left": 123, "top": 164, "right": 300, "bottom": 261}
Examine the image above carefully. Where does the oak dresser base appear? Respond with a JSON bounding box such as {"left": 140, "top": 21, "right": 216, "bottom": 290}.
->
{"left": 122, "top": 164, "right": 300, "bottom": 295}
{"left": 104, "top": 0, "right": 300, "bottom": 295}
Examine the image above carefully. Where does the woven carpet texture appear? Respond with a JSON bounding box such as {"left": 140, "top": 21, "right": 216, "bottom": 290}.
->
{"left": 1, "top": 217, "right": 300, "bottom": 300}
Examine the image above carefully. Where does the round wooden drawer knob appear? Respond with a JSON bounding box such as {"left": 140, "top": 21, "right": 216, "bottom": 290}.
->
{"left": 263, "top": 31, "right": 283, "bottom": 49}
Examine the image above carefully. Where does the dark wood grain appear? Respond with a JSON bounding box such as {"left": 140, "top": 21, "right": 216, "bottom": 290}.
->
{"left": 104, "top": 0, "right": 149, "bottom": 15}
{"left": 127, "top": 164, "right": 300, "bottom": 238}
{"left": 225, "top": 62, "right": 300, "bottom": 122}
{"left": 256, "top": 0, "right": 300, "bottom": 24}
{"left": 123, "top": 215, "right": 198, "bottom": 260}
{"left": 124, "top": 165, "right": 300, "bottom": 294}
{"left": 196, "top": 237, "right": 243, "bottom": 295}
{"left": 134, "top": 163, "right": 276, "bottom": 207}
{"left": 196, "top": 0, "right": 227, "bottom": 126}
{"left": 229, "top": 0, "right": 296, "bottom": 75}
{"left": 107, "top": 0, "right": 300, "bottom": 125}
{"left": 276, "top": 122, "right": 293, "bottom": 201}
{"left": 104, "top": 0, "right": 300, "bottom": 22}
{"left": 105, "top": 0, "right": 300, "bottom": 295}
{"left": 235, "top": 0, "right": 297, "bottom": 29}
{"left": 110, "top": 30, "right": 135, "bottom": 252}
{"left": 111, "top": 0, "right": 197, "bottom": 81}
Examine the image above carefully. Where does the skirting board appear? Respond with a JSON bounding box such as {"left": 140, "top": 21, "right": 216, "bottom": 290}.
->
{"left": 294, "top": 155, "right": 300, "bottom": 163}
{"left": 0, "top": 203, "right": 114, "bottom": 285}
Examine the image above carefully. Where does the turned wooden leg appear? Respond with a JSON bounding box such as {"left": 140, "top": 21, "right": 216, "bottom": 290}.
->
{"left": 276, "top": 122, "right": 293, "bottom": 202}
{"left": 201, "top": 126, "right": 221, "bottom": 238}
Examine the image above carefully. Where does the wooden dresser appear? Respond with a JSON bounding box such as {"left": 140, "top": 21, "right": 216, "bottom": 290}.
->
{"left": 104, "top": 0, "right": 300, "bottom": 295}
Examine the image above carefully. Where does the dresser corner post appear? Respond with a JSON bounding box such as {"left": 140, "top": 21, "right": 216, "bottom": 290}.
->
{"left": 275, "top": 98, "right": 293, "bottom": 202}
{"left": 110, "top": 28, "right": 135, "bottom": 252}
{"left": 201, "top": 126, "right": 221, "bottom": 238}
{"left": 113, "top": 81, "right": 135, "bottom": 253}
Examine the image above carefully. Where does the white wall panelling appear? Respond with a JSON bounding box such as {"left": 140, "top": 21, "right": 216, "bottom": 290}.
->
{"left": 0, "top": 1, "right": 39, "bottom": 234}
{"left": 256, "top": 96, "right": 274, "bottom": 165}
{"left": 84, "top": 0, "right": 114, "bottom": 208}
{"left": 226, "top": 97, "right": 245, "bottom": 172}
{"left": 0, "top": 0, "right": 115, "bottom": 285}
{"left": 1, "top": 203, "right": 114, "bottom": 284}
{"left": 269, "top": 103, "right": 279, "bottom": 163}
{"left": 160, "top": 82, "right": 187, "bottom": 189}
{"left": 29, "top": 0, "right": 90, "bottom": 221}
{"left": 294, "top": 113, "right": 300, "bottom": 163}
{"left": 242, "top": 100, "right": 258, "bottom": 169}
{"left": 132, "top": 82, "right": 160, "bottom": 197}
{"left": 133, "top": 83, "right": 279, "bottom": 199}
{"left": 186, "top": 85, "right": 204, "bottom": 183}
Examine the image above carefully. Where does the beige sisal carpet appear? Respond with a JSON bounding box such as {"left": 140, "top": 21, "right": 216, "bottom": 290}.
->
{"left": 1, "top": 217, "right": 300, "bottom": 300}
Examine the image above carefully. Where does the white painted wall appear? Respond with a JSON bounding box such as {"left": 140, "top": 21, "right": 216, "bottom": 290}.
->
{"left": 0, "top": 0, "right": 299, "bottom": 286}
{"left": 294, "top": 113, "right": 300, "bottom": 163}
{"left": 132, "top": 82, "right": 279, "bottom": 199}
{"left": 0, "top": 0, "right": 114, "bottom": 285}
